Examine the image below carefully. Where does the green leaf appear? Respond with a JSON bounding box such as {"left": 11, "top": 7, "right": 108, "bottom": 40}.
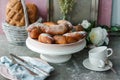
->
{"left": 110, "top": 26, "right": 120, "bottom": 32}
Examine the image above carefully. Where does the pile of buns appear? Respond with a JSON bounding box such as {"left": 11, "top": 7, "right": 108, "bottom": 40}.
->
{"left": 6, "top": 0, "right": 38, "bottom": 27}
{"left": 27, "top": 20, "right": 86, "bottom": 44}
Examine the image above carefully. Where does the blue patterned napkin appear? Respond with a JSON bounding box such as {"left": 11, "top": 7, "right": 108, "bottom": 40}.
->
{"left": 0, "top": 56, "right": 54, "bottom": 80}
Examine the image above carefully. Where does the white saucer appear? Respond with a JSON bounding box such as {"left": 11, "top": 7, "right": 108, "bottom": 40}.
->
{"left": 83, "top": 58, "right": 113, "bottom": 71}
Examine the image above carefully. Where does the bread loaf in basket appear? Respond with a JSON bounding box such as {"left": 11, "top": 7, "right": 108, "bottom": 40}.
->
{"left": 6, "top": 0, "right": 38, "bottom": 27}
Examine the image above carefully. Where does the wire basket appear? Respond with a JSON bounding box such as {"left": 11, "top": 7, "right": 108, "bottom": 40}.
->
{"left": 2, "top": 23, "right": 28, "bottom": 45}
{"left": 2, "top": 0, "right": 29, "bottom": 45}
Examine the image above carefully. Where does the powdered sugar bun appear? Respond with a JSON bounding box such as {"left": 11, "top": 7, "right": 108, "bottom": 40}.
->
{"left": 27, "top": 22, "right": 47, "bottom": 32}
{"left": 57, "top": 20, "right": 73, "bottom": 29}
{"left": 63, "top": 31, "right": 86, "bottom": 41}
{"left": 38, "top": 33, "right": 54, "bottom": 44}
{"left": 45, "top": 24, "right": 69, "bottom": 35}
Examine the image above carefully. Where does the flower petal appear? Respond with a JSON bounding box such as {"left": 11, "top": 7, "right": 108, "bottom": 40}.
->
{"left": 81, "top": 20, "right": 91, "bottom": 29}
{"left": 104, "top": 37, "right": 109, "bottom": 45}
{"left": 89, "top": 27, "right": 103, "bottom": 45}
{"left": 102, "top": 29, "right": 108, "bottom": 40}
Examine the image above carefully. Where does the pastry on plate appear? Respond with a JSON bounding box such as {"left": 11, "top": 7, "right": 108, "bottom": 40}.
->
{"left": 38, "top": 33, "right": 54, "bottom": 44}
{"left": 29, "top": 27, "right": 41, "bottom": 39}
{"left": 45, "top": 24, "right": 69, "bottom": 35}
{"left": 53, "top": 35, "right": 67, "bottom": 44}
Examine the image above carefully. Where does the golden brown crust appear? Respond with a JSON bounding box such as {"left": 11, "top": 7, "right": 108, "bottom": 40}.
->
{"left": 38, "top": 33, "right": 54, "bottom": 44}
{"left": 65, "top": 36, "right": 78, "bottom": 44}
{"left": 73, "top": 25, "right": 84, "bottom": 31}
{"left": 30, "top": 27, "right": 41, "bottom": 39}
{"left": 53, "top": 35, "right": 67, "bottom": 44}
{"left": 26, "top": 3, "right": 38, "bottom": 24}
{"left": 6, "top": 1, "right": 25, "bottom": 26}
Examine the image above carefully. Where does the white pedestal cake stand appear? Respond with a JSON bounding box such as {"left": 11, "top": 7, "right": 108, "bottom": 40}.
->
{"left": 26, "top": 37, "right": 86, "bottom": 63}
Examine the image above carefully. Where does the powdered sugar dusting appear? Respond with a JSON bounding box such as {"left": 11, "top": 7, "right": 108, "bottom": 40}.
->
{"left": 40, "top": 33, "right": 53, "bottom": 40}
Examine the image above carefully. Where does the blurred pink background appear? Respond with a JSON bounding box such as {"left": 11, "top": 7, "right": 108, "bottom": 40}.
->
{"left": 98, "top": 0, "right": 112, "bottom": 27}
{"left": 0, "top": 0, "right": 112, "bottom": 34}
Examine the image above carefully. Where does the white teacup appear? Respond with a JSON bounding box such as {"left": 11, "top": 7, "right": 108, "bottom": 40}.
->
{"left": 88, "top": 46, "right": 113, "bottom": 68}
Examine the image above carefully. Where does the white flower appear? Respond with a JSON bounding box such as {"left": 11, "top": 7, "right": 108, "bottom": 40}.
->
{"left": 89, "top": 27, "right": 109, "bottom": 46}
{"left": 81, "top": 20, "right": 91, "bottom": 29}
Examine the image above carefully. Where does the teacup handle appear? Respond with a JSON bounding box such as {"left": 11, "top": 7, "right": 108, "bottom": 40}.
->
{"left": 107, "top": 48, "right": 113, "bottom": 57}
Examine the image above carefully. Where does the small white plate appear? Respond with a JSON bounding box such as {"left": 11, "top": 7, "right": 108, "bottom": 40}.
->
{"left": 0, "top": 65, "right": 17, "bottom": 80}
{"left": 0, "top": 57, "right": 49, "bottom": 80}
{"left": 83, "top": 58, "right": 113, "bottom": 71}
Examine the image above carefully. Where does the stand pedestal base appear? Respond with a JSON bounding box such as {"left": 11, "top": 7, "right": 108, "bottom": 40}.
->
{"left": 40, "top": 54, "right": 71, "bottom": 63}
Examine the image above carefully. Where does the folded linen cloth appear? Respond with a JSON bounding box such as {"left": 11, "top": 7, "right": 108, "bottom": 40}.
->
{"left": 0, "top": 56, "right": 54, "bottom": 80}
